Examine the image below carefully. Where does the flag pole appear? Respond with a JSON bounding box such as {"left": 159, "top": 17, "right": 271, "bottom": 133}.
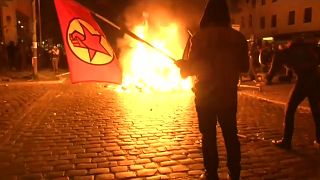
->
{"left": 91, "top": 11, "right": 177, "bottom": 62}
{"left": 182, "top": 30, "right": 193, "bottom": 60}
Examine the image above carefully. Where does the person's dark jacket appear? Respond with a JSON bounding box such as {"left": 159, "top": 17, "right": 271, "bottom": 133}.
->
{"left": 179, "top": 26, "right": 249, "bottom": 109}
{"left": 176, "top": 0, "right": 249, "bottom": 109}
{"left": 259, "top": 47, "right": 273, "bottom": 65}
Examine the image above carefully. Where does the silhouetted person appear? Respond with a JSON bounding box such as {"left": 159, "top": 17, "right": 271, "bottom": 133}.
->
{"left": 7, "top": 41, "right": 16, "bottom": 70}
{"left": 266, "top": 43, "right": 293, "bottom": 84}
{"left": 316, "top": 43, "right": 320, "bottom": 59}
{"left": 175, "top": 0, "right": 249, "bottom": 179}
{"left": 49, "top": 45, "right": 60, "bottom": 74}
{"left": 17, "top": 41, "right": 26, "bottom": 71}
{"left": 259, "top": 41, "right": 273, "bottom": 73}
{"left": 23, "top": 42, "right": 32, "bottom": 70}
{"left": 248, "top": 41, "right": 259, "bottom": 81}
{"left": 272, "top": 38, "right": 320, "bottom": 149}
{"left": 0, "top": 43, "right": 8, "bottom": 71}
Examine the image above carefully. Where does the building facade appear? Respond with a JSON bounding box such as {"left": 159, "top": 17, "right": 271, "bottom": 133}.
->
{"left": 1, "top": 0, "right": 33, "bottom": 44}
{"left": 231, "top": 0, "right": 320, "bottom": 42}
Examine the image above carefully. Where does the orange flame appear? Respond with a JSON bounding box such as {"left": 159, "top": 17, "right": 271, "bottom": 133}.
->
{"left": 118, "top": 21, "right": 193, "bottom": 93}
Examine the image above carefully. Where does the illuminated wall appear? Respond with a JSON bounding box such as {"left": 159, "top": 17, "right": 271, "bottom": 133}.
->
{"left": 231, "top": 0, "right": 320, "bottom": 40}
{"left": 1, "top": 0, "right": 32, "bottom": 44}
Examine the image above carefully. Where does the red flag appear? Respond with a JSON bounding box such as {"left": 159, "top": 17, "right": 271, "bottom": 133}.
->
{"left": 54, "top": 0, "right": 122, "bottom": 84}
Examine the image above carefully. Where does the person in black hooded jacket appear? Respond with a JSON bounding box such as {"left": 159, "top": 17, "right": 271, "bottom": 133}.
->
{"left": 271, "top": 38, "right": 320, "bottom": 149}
{"left": 175, "top": 0, "right": 249, "bottom": 179}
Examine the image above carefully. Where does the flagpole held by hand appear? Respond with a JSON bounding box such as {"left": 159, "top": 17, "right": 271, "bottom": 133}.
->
{"left": 175, "top": 30, "right": 193, "bottom": 68}
{"left": 92, "top": 11, "right": 177, "bottom": 62}
{"left": 182, "top": 30, "right": 193, "bottom": 60}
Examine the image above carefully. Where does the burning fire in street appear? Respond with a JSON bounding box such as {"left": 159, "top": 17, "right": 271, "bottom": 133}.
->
{"left": 117, "top": 14, "right": 193, "bottom": 93}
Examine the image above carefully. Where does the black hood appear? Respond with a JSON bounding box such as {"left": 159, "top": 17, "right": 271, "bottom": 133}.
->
{"left": 200, "top": 0, "right": 231, "bottom": 28}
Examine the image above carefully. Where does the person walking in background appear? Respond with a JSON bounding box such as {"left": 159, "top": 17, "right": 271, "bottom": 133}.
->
{"left": 0, "top": 42, "right": 8, "bottom": 71}
{"left": 17, "top": 40, "right": 26, "bottom": 71}
{"left": 175, "top": 0, "right": 249, "bottom": 179}
{"left": 50, "top": 45, "right": 60, "bottom": 74}
{"left": 272, "top": 37, "right": 320, "bottom": 150}
{"left": 259, "top": 41, "right": 273, "bottom": 73}
{"left": 248, "top": 41, "right": 259, "bottom": 81}
{"left": 265, "top": 42, "right": 293, "bottom": 84}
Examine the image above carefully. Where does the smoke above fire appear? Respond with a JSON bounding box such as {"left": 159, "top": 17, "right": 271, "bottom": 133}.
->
{"left": 117, "top": 0, "right": 242, "bottom": 38}
{"left": 122, "top": 0, "right": 206, "bottom": 33}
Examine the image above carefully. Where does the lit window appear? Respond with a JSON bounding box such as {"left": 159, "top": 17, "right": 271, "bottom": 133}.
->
{"left": 288, "top": 11, "right": 295, "bottom": 25}
{"left": 304, "top": 7, "right": 312, "bottom": 23}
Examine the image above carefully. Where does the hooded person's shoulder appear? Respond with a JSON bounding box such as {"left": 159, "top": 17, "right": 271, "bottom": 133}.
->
{"left": 194, "top": 27, "right": 246, "bottom": 43}
{"left": 228, "top": 28, "right": 247, "bottom": 43}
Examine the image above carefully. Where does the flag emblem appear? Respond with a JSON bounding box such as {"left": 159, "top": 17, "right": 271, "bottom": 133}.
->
{"left": 68, "top": 18, "right": 114, "bottom": 65}
{"left": 54, "top": 0, "right": 122, "bottom": 84}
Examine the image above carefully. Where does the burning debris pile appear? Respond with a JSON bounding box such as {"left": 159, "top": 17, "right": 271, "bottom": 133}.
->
{"left": 116, "top": 0, "right": 205, "bottom": 93}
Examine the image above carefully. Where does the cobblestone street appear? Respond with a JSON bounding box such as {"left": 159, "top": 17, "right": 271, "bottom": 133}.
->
{"left": 0, "top": 81, "right": 319, "bottom": 180}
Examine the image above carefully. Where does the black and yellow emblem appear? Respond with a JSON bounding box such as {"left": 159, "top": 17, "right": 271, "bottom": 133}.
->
{"left": 67, "top": 18, "right": 114, "bottom": 65}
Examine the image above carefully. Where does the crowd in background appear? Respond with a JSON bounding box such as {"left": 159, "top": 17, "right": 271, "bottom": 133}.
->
{"left": 0, "top": 40, "right": 67, "bottom": 73}
{"left": 0, "top": 36, "right": 319, "bottom": 79}
{"left": 0, "top": 40, "right": 32, "bottom": 72}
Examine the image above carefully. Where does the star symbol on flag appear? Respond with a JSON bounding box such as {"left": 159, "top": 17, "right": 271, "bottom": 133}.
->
{"left": 69, "top": 22, "right": 111, "bottom": 61}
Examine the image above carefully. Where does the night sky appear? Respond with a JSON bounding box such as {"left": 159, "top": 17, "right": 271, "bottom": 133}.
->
{"left": 40, "top": 0, "right": 130, "bottom": 44}
{"left": 40, "top": 0, "right": 240, "bottom": 45}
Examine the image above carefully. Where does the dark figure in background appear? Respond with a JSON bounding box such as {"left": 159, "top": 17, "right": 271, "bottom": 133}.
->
{"left": 175, "top": 0, "right": 249, "bottom": 179}
{"left": 266, "top": 43, "right": 293, "bottom": 84}
{"left": 49, "top": 45, "right": 60, "bottom": 74}
{"left": 259, "top": 41, "right": 273, "bottom": 73}
{"left": 17, "top": 41, "right": 26, "bottom": 71}
{"left": 7, "top": 41, "right": 16, "bottom": 70}
{"left": 0, "top": 43, "right": 8, "bottom": 71}
{"left": 272, "top": 38, "right": 320, "bottom": 149}
{"left": 25, "top": 43, "right": 32, "bottom": 70}
{"left": 248, "top": 41, "right": 260, "bottom": 81}
{"left": 316, "top": 43, "right": 320, "bottom": 59}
